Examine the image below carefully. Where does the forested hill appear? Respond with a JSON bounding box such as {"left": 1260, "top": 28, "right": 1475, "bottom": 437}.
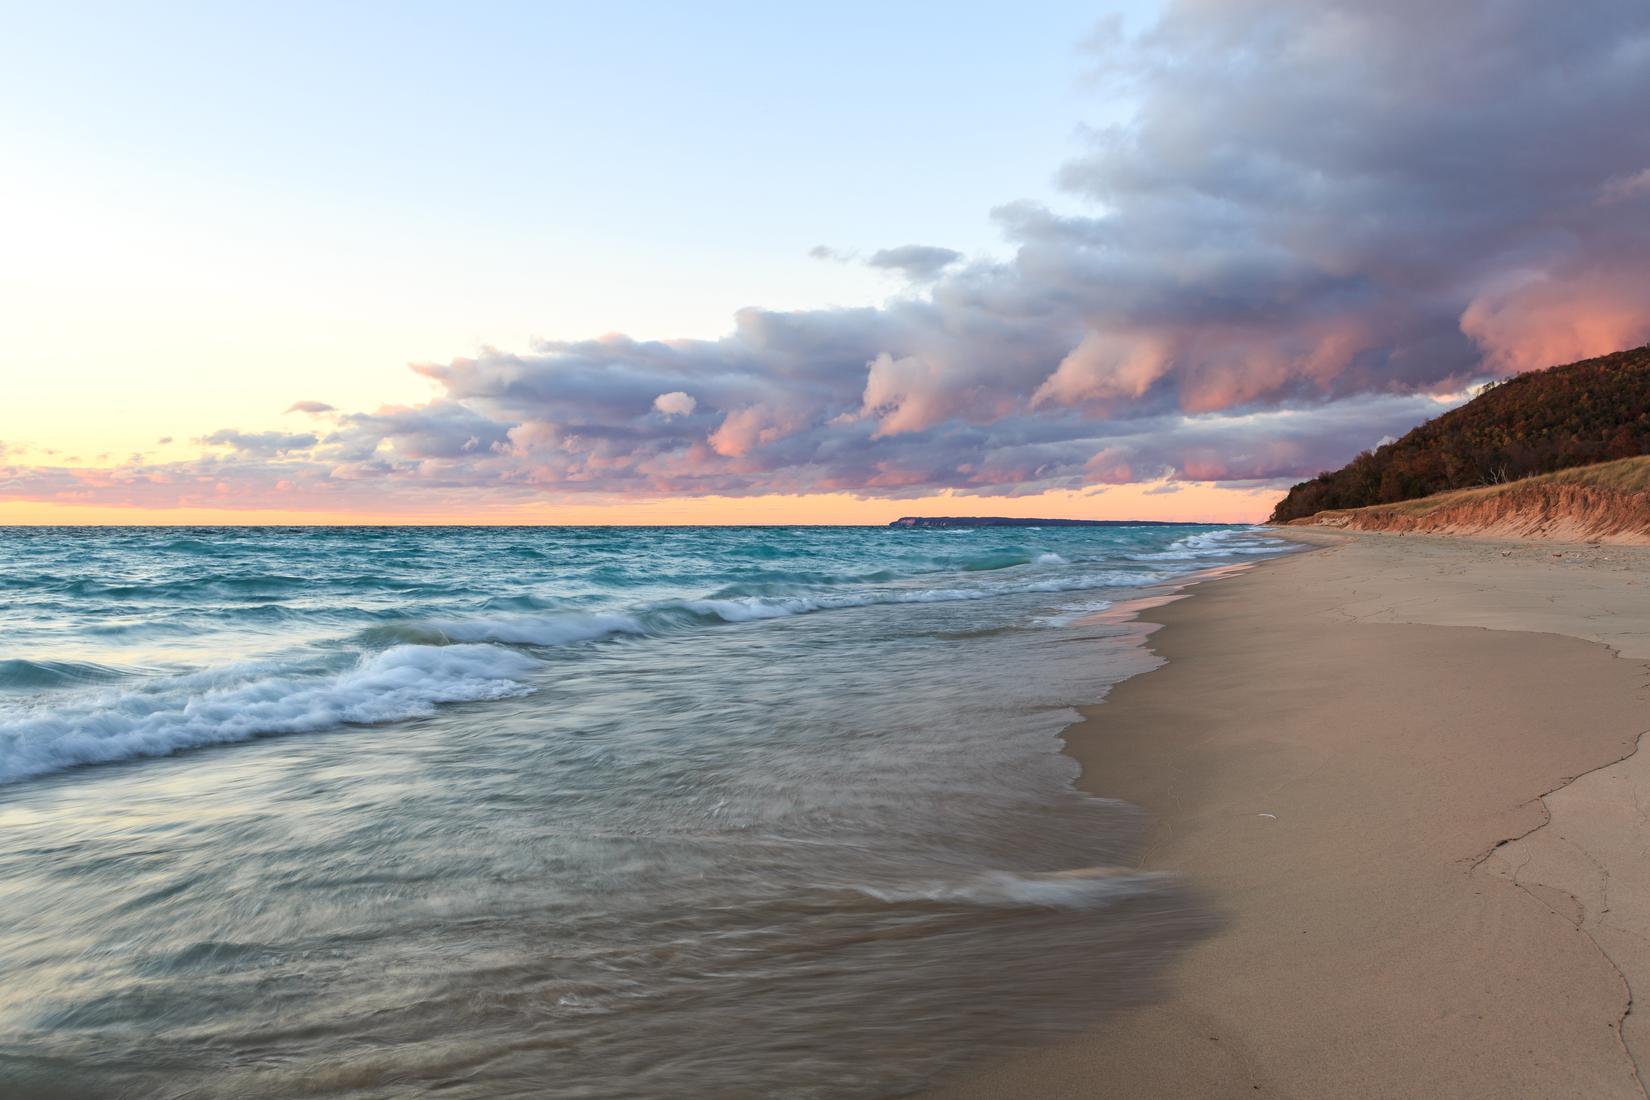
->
{"left": 1269, "top": 346, "right": 1650, "bottom": 523}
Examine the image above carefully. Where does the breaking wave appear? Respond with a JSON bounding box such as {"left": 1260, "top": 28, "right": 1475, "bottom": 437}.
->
{"left": 0, "top": 644, "right": 539, "bottom": 784}
{"left": 1130, "top": 527, "right": 1290, "bottom": 561}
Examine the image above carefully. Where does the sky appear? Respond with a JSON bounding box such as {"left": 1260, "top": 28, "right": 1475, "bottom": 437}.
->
{"left": 2, "top": 0, "right": 1648, "bottom": 524}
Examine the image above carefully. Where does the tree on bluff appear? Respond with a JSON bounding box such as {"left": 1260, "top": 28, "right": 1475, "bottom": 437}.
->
{"left": 1269, "top": 346, "right": 1650, "bottom": 522}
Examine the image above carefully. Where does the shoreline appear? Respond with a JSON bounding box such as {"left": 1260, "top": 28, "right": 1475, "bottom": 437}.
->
{"left": 927, "top": 531, "right": 1650, "bottom": 1098}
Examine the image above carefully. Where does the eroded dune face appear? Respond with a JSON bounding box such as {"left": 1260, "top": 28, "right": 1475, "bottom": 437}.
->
{"left": 1295, "top": 483, "right": 1650, "bottom": 544}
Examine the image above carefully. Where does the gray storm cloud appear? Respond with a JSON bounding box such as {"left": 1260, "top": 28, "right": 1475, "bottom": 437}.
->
{"left": 5, "top": 0, "right": 1649, "bottom": 513}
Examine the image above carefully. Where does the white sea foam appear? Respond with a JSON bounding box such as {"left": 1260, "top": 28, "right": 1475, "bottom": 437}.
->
{"left": 0, "top": 644, "right": 539, "bottom": 784}
{"left": 1130, "top": 528, "right": 1287, "bottom": 561}
{"left": 851, "top": 868, "right": 1169, "bottom": 910}
{"left": 432, "top": 611, "right": 647, "bottom": 646}
{"left": 676, "top": 573, "right": 1168, "bottom": 621}
{"left": 680, "top": 597, "right": 818, "bottom": 622}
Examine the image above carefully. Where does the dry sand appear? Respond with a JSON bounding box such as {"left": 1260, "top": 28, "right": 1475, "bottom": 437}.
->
{"left": 926, "top": 531, "right": 1650, "bottom": 1099}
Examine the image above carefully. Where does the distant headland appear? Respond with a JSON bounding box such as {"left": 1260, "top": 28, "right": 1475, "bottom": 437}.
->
{"left": 888, "top": 517, "right": 1197, "bottom": 528}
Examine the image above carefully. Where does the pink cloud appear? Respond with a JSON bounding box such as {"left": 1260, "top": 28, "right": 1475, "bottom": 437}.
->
{"left": 1461, "top": 270, "right": 1650, "bottom": 375}
{"left": 708, "top": 405, "right": 805, "bottom": 457}
{"left": 1033, "top": 332, "right": 1173, "bottom": 410}
{"left": 653, "top": 391, "right": 697, "bottom": 418}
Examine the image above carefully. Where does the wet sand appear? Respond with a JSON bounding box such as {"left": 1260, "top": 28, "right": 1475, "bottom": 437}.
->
{"left": 928, "top": 531, "right": 1650, "bottom": 1099}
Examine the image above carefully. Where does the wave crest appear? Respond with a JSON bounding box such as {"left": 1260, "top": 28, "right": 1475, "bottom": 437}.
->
{"left": 0, "top": 644, "right": 538, "bottom": 785}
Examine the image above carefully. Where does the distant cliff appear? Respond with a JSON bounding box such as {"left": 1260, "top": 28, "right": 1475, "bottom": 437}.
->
{"left": 889, "top": 517, "right": 1193, "bottom": 528}
{"left": 1286, "top": 456, "right": 1650, "bottom": 544}
{"left": 1271, "top": 345, "right": 1650, "bottom": 523}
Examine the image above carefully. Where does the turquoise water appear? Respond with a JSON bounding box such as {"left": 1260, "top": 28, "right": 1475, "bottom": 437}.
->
{"left": 0, "top": 524, "right": 1289, "bottom": 1098}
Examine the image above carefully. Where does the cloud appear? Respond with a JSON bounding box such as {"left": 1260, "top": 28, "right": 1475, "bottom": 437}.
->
{"left": 1601, "top": 168, "right": 1650, "bottom": 204}
{"left": 653, "top": 391, "right": 697, "bottom": 418}
{"left": 3, "top": 0, "right": 1647, "bottom": 516}
{"left": 197, "top": 429, "right": 318, "bottom": 455}
{"left": 285, "top": 400, "right": 336, "bottom": 415}
{"left": 1460, "top": 269, "right": 1650, "bottom": 375}
{"left": 867, "top": 245, "right": 963, "bottom": 281}
{"left": 1050, "top": 0, "right": 1650, "bottom": 381}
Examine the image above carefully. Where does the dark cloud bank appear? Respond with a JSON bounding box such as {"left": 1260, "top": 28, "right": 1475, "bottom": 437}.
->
{"left": 7, "top": 0, "right": 1650, "bottom": 514}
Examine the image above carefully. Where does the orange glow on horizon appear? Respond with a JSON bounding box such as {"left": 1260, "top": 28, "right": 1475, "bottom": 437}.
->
{"left": 0, "top": 484, "right": 1282, "bottom": 526}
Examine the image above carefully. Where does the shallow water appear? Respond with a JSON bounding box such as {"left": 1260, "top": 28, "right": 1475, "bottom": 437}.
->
{"left": 0, "top": 524, "right": 1290, "bottom": 1098}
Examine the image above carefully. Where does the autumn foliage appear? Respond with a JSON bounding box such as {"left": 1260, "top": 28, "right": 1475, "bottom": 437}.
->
{"left": 1270, "top": 346, "right": 1650, "bottom": 523}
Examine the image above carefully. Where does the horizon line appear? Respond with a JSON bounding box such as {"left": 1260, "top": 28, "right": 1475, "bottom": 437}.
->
{"left": 0, "top": 517, "right": 1245, "bottom": 529}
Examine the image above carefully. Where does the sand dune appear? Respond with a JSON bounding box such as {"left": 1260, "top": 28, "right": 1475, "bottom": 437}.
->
{"left": 1288, "top": 455, "right": 1650, "bottom": 544}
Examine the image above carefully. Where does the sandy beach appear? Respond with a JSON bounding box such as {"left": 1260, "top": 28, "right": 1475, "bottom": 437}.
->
{"left": 929, "top": 532, "right": 1650, "bottom": 1099}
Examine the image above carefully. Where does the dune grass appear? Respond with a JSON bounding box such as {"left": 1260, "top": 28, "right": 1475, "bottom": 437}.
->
{"left": 1311, "top": 455, "right": 1650, "bottom": 520}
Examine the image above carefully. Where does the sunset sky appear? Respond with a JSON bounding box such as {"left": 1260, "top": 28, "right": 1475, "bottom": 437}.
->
{"left": 3, "top": 0, "right": 1648, "bottom": 524}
